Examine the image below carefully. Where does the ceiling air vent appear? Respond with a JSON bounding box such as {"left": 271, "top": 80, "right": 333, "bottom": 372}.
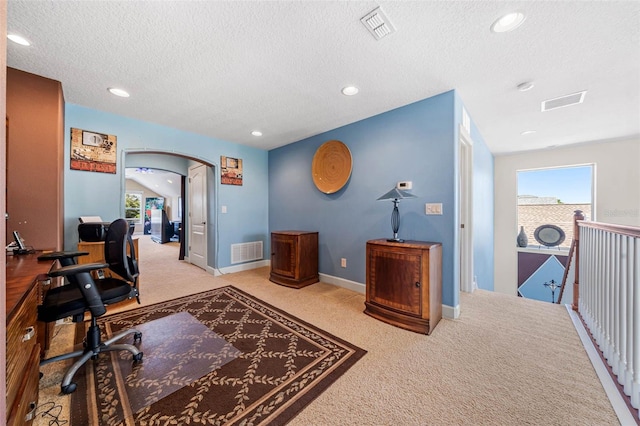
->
{"left": 361, "top": 7, "right": 396, "bottom": 40}
{"left": 541, "top": 91, "right": 587, "bottom": 112}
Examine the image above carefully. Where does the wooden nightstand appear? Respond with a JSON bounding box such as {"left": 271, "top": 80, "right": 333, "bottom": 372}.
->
{"left": 364, "top": 239, "right": 442, "bottom": 334}
{"left": 269, "top": 231, "right": 319, "bottom": 288}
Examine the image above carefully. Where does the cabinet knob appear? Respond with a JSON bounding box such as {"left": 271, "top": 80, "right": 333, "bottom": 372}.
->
{"left": 415, "top": 282, "right": 421, "bottom": 288}
{"left": 22, "top": 326, "right": 35, "bottom": 342}
{"left": 25, "top": 401, "right": 37, "bottom": 421}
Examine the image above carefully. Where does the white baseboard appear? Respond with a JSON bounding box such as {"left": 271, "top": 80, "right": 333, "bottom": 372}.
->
{"left": 318, "top": 273, "right": 366, "bottom": 294}
{"left": 217, "top": 259, "right": 270, "bottom": 275}
{"left": 211, "top": 265, "right": 455, "bottom": 320}
{"left": 442, "top": 304, "right": 460, "bottom": 319}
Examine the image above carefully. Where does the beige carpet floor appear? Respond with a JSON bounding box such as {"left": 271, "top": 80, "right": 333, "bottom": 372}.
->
{"left": 35, "top": 235, "right": 620, "bottom": 425}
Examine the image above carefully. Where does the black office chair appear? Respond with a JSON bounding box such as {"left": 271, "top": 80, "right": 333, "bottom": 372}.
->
{"left": 38, "top": 218, "right": 143, "bottom": 394}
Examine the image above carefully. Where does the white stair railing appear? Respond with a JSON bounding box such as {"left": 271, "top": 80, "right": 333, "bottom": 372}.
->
{"left": 574, "top": 213, "right": 640, "bottom": 414}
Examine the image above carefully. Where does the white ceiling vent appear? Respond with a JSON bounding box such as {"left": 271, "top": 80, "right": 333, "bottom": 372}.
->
{"left": 541, "top": 91, "right": 587, "bottom": 112}
{"left": 361, "top": 7, "right": 396, "bottom": 40}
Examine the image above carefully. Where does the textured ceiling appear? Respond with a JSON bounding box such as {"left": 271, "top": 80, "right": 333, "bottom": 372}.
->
{"left": 6, "top": 1, "right": 640, "bottom": 154}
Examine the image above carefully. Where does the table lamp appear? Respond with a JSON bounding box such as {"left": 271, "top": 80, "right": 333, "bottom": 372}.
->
{"left": 377, "top": 187, "right": 417, "bottom": 242}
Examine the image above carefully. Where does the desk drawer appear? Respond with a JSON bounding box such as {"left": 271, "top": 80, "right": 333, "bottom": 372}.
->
{"left": 6, "top": 282, "right": 38, "bottom": 412}
{"left": 7, "top": 345, "right": 40, "bottom": 425}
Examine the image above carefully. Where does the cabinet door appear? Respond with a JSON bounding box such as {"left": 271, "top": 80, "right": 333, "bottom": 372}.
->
{"left": 369, "top": 247, "right": 422, "bottom": 316}
{"left": 271, "top": 234, "right": 297, "bottom": 278}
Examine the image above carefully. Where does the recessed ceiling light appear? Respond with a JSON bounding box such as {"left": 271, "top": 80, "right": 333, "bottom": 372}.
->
{"left": 521, "top": 130, "right": 537, "bottom": 136}
{"left": 108, "top": 87, "right": 130, "bottom": 98}
{"left": 491, "top": 12, "right": 525, "bottom": 33}
{"left": 517, "top": 81, "right": 534, "bottom": 91}
{"left": 7, "top": 33, "right": 31, "bottom": 46}
{"left": 341, "top": 86, "right": 359, "bottom": 96}
{"left": 251, "top": 130, "right": 263, "bottom": 137}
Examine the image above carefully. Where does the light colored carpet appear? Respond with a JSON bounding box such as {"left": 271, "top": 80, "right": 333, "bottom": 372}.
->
{"left": 36, "top": 235, "right": 620, "bottom": 425}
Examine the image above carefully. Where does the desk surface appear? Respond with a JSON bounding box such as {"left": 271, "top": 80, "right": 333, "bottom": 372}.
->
{"left": 6, "top": 252, "right": 53, "bottom": 321}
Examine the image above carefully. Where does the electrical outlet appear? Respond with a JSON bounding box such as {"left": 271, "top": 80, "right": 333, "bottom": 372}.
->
{"left": 221, "top": 205, "right": 227, "bottom": 214}
{"left": 341, "top": 258, "right": 347, "bottom": 268}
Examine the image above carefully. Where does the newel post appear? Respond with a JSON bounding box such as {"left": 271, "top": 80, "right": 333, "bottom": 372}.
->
{"left": 572, "top": 210, "right": 585, "bottom": 311}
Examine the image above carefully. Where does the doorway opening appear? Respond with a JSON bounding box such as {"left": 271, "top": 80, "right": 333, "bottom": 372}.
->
{"left": 124, "top": 151, "right": 216, "bottom": 272}
{"left": 516, "top": 164, "right": 594, "bottom": 303}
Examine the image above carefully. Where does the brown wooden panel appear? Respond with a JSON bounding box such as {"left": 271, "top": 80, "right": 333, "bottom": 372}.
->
{"left": 369, "top": 247, "right": 421, "bottom": 315}
{"left": 271, "top": 234, "right": 295, "bottom": 278}
{"left": 6, "top": 345, "right": 40, "bottom": 425}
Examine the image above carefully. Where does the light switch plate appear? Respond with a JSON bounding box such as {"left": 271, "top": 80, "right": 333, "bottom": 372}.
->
{"left": 425, "top": 203, "right": 443, "bottom": 215}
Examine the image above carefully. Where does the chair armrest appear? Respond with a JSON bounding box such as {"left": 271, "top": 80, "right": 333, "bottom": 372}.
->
{"left": 37, "top": 251, "right": 89, "bottom": 261}
{"left": 48, "top": 262, "right": 109, "bottom": 277}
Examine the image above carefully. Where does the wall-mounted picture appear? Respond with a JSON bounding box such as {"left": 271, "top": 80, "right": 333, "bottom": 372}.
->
{"left": 221, "top": 156, "right": 243, "bottom": 185}
{"left": 70, "top": 127, "right": 117, "bottom": 173}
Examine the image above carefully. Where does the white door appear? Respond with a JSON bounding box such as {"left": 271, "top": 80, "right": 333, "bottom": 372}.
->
{"left": 459, "top": 129, "right": 474, "bottom": 293}
{"left": 188, "top": 164, "right": 207, "bottom": 270}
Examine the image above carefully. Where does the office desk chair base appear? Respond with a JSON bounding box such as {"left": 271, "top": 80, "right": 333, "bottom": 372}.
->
{"left": 41, "top": 318, "right": 143, "bottom": 394}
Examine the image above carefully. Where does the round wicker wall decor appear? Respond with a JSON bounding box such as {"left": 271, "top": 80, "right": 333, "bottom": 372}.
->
{"left": 312, "top": 140, "right": 352, "bottom": 194}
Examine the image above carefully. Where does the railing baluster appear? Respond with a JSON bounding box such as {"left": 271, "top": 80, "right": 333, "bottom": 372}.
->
{"left": 624, "top": 236, "right": 633, "bottom": 394}
{"left": 633, "top": 237, "right": 640, "bottom": 410}
{"left": 619, "top": 235, "right": 628, "bottom": 388}
{"left": 574, "top": 216, "right": 640, "bottom": 413}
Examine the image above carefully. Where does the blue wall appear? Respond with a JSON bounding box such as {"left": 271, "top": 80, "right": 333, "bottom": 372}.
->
{"left": 453, "top": 92, "right": 495, "bottom": 292}
{"left": 469, "top": 112, "right": 495, "bottom": 291}
{"left": 269, "top": 90, "right": 495, "bottom": 309}
{"left": 269, "top": 91, "right": 461, "bottom": 307}
{"left": 64, "top": 104, "right": 269, "bottom": 269}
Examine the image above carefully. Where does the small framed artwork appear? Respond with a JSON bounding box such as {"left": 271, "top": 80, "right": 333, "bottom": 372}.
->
{"left": 70, "top": 127, "right": 117, "bottom": 173}
{"left": 221, "top": 156, "right": 243, "bottom": 185}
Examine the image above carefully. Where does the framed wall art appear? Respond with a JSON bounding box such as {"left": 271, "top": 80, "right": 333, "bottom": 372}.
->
{"left": 221, "top": 156, "right": 243, "bottom": 185}
{"left": 70, "top": 127, "right": 117, "bottom": 173}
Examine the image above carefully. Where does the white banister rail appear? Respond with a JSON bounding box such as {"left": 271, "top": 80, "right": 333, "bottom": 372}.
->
{"left": 575, "top": 214, "right": 640, "bottom": 414}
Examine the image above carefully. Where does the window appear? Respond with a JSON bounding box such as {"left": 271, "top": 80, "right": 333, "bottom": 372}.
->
{"left": 125, "top": 192, "right": 143, "bottom": 224}
{"left": 517, "top": 164, "right": 593, "bottom": 248}
{"left": 516, "top": 164, "right": 594, "bottom": 303}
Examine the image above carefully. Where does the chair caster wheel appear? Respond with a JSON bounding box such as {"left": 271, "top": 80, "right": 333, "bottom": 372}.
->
{"left": 134, "top": 332, "right": 142, "bottom": 342}
{"left": 61, "top": 383, "right": 77, "bottom": 394}
{"left": 133, "top": 352, "right": 143, "bottom": 362}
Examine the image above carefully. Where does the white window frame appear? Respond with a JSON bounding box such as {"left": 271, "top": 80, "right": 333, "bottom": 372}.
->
{"left": 125, "top": 191, "right": 143, "bottom": 224}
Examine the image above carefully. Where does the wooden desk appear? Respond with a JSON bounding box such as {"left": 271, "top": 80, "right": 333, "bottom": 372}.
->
{"left": 77, "top": 238, "right": 139, "bottom": 280}
{"left": 6, "top": 252, "right": 56, "bottom": 425}
{"left": 77, "top": 238, "right": 140, "bottom": 307}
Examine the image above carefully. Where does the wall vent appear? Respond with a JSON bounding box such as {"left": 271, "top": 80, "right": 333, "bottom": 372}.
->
{"left": 361, "top": 7, "right": 396, "bottom": 40}
{"left": 231, "top": 241, "right": 263, "bottom": 264}
{"left": 541, "top": 91, "right": 587, "bottom": 112}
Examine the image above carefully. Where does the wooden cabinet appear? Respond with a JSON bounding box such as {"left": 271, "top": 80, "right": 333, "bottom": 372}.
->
{"left": 364, "top": 239, "right": 442, "bottom": 334}
{"left": 6, "top": 253, "right": 56, "bottom": 425}
{"left": 6, "top": 68, "right": 64, "bottom": 251}
{"left": 270, "top": 231, "right": 319, "bottom": 288}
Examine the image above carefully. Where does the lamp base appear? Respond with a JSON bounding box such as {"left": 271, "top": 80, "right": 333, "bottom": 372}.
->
{"left": 387, "top": 238, "right": 405, "bottom": 243}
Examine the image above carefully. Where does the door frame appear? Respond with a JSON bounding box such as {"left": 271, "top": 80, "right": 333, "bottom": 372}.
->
{"left": 459, "top": 127, "right": 474, "bottom": 294}
{"left": 122, "top": 149, "right": 217, "bottom": 271}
